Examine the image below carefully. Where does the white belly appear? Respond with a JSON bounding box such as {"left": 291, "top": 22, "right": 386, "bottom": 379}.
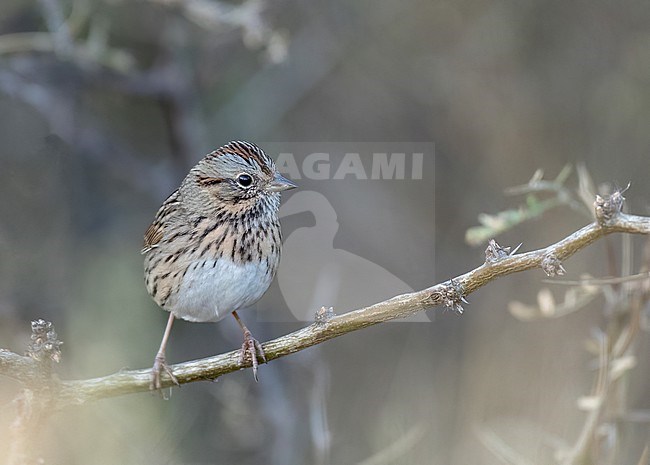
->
{"left": 168, "top": 258, "right": 273, "bottom": 323}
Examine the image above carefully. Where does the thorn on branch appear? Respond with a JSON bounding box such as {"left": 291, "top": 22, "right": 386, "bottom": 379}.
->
{"left": 594, "top": 184, "right": 629, "bottom": 224}
{"left": 315, "top": 306, "right": 335, "bottom": 324}
{"left": 442, "top": 279, "right": 468, "bottom": 314}
{"left": 484, "top": 239, "right": 522, "bottom": 264}
{"left": 27, "top": 319, "right": 62, "bottom": 364}
{"left": 541, "top": 254, "right": 566, "bottom": 277}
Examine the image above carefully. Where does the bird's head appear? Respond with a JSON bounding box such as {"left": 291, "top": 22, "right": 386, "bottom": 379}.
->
{"left": 181, "top": 141, "right": 296, "bottom": 216}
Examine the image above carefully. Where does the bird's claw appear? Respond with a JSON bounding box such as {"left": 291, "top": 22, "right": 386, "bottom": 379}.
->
{"left": 239, "top": 329, "right": 266, "bottom": 381}
{"left": 150, "top": 353, "right": 180, "bottom": 393}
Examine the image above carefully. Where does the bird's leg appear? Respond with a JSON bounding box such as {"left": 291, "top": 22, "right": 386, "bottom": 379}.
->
{"left": 232, "top": 310, "right": 266, "bottom": 381}
{"left": 151, "top": 312, "right": 180, "bottom": 391}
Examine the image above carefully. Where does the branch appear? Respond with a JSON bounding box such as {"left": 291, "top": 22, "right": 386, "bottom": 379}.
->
{"left": 2, "top": 207, "right": 649, "bottom": 410}
{"left": 35, "top": 211, "right": 650, "bottom": 408}
{"left": 0, "top": 350, "right": 41, "bottom": 384}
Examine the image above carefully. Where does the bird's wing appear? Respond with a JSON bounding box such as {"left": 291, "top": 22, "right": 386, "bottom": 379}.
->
{"left": 141, "top": 190, "right": 182, "bottom": 254}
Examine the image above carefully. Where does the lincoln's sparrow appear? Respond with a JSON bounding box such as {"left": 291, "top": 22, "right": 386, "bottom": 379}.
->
{"left": 142, "top": 141, "right": 296, "bottom": 390}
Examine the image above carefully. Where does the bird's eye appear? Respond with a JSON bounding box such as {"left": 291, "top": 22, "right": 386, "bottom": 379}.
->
{"left": 236, "top": 173, "right": 253, "bottom": 187}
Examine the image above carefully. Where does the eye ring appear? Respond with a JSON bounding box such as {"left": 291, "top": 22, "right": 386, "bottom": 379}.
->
{"left": 236, "top": 173, "right": 253, "bottom": 187}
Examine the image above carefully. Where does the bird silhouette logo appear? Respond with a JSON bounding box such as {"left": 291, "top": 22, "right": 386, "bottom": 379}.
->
{"left": 278, "top": 191, "right": 431, "bottom": 322}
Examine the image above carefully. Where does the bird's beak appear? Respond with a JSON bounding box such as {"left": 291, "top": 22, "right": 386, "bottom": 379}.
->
{"left": 267, "top": 173, "right": 297, "bottom": 192}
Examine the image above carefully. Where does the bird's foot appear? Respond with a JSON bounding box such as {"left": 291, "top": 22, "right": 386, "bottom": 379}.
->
{"left": 239, "top": 329, "right": 266, "bottom": 381}
{"left": 150, "top": 352, "right": 180, "bottom": 392}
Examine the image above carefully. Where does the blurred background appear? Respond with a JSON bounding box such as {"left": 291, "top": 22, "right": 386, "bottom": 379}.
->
{"left": 1, "top": 0, "right": 649, "bottom": 464}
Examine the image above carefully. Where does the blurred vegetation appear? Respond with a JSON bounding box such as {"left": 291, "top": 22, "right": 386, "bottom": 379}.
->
{"left": 1, "top": 0, "right": 649, "bottom": 464}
